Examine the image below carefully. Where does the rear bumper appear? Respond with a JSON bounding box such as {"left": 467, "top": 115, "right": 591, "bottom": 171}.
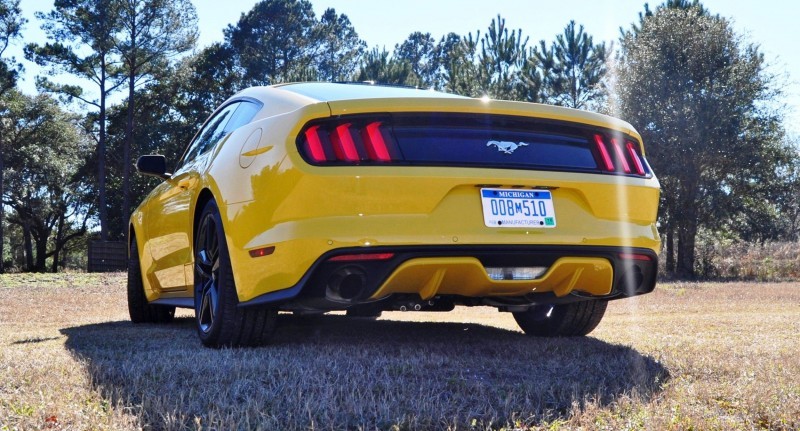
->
{"left": 239, "top": 245, "right": 657, "bottom": 309}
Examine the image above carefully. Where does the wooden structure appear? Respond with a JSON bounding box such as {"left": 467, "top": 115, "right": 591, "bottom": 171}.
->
{"left": 88, "top": 241, "right": 127, "bottom": 272}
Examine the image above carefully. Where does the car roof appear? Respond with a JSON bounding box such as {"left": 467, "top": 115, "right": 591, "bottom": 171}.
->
{"left": 271, "top": 82, "right": 468, "bottom": 102}
{"left": 228, "top": 82, "right": 641, "bottom": 142}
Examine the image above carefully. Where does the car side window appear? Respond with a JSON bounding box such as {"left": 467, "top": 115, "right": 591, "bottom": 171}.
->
{"left": 179, "top": 102, "right": 240, "bottom": 168}
{"left": 225, "top": 101, "right": 262, "bottom": 134}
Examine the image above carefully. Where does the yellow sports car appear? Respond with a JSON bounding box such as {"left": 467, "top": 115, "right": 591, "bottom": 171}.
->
{"left": 129, "top": 82, "right": 660, "bottom": 347}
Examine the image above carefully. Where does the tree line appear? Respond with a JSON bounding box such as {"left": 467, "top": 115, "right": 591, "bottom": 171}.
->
{"left": 0, "top": 0, "right": 797, "bottom": 278}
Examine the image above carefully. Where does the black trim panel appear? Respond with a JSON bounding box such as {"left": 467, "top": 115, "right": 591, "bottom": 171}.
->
{"left": 238, "top": 245, "right": 658, "bottom": 308}
{"left": 151, "top": 297, "right": 194, "bottom": 308}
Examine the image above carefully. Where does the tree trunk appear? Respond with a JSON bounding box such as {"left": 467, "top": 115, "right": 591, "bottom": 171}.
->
{"left": 665, "top": 224, "right": 675, "bottom": 274}
{"left": 51, "top": 248, "right": 60, "bottom": 273}
{"left": 51, "top": 213, "right": 65, "bottom": 273}
{"left": 123, "top": 71, "right": 134, "bottom": 243}
{"left": 34, "top": 230, "right": 47, "bottom": 272}
{"left": 98, "top": 64, "right": 109, "bottom": 241}
{"left": 676, "top": 219, "right": 698, "bottom": 279}
{"left": 22, "top": 222, "right": 33, "bottom": 272}
{"left": 0, "top": 145, "right": 4, "bottom": 274}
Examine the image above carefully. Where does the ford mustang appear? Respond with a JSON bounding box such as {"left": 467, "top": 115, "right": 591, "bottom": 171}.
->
{"left": 128, "top": 82, "right": 660, "bottom": 347}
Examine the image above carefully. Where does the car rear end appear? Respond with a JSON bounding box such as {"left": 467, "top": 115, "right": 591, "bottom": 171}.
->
{"left": 225, "top": 89, "right": 660, "bottom": 317}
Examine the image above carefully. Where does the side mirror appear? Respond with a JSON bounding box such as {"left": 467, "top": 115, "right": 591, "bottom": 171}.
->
{"left": 136, "top": 155, "right": 171, "bottom": 179}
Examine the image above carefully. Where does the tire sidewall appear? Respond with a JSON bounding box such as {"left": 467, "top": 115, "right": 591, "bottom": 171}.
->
{"left": 194, "top": 199, "right": 237, "bottom": 345}
{"left": 127, "top": 236, "right": 145, "bottom": 322}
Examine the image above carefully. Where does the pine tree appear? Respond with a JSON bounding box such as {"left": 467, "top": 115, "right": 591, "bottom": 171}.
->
{"left": 477, "top": 15, "right": 528, "bottom": 100}
{"left": 25, "top": 0, "right": 125, "bottom": 241}
{"left": 549, "top": 21, "right": 607, "bottom": 109}
{"left": 115, "top": 0, "right": 197, "bottom": 240}
{"left": 0, "top": 0, "right": 25, "bottom": 273}
{"left": 315, "top": 8, "right": 365, "bottom": 81}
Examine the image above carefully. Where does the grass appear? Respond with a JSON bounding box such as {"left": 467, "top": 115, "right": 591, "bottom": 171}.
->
{"left": 686, "top": 240, "right": 800, "bottom": 281}
{"left": 0, "top": 273, "right": 798, "bottom": 430}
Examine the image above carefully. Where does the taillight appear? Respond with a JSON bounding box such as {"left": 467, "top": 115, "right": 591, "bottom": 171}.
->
{"left": 363, "top": 122, "right": 391, "bottom": 162}
{"left": 331, "top": 123, "right": 359, "bottom": 162}
{"left": 610, "top": 139, "right": 631, "bottom": 173}
{"left": 593, "top": 134, "right": 649, "bottom": 177}
{"left": 303, "top": 126, "right": 326, "bottom": 162}
{"left": 299, "top": 119, "right": 400, "bottom": 165}
{"left": 626, "top": 141, "right": 646, "bottom": 176}
{"left": 593, "top": 134, "right": 614, "bottom": 171}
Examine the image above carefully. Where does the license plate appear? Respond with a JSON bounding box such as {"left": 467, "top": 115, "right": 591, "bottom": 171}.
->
{"left": 480, "top": 188, "right": 557, "bottom": 228}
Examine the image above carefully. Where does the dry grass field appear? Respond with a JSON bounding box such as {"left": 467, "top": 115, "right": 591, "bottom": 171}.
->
{"left": 0, "top": 272, "right": 798, "bottom": 430}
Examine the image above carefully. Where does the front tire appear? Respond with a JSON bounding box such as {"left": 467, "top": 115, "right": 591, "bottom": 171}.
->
{"left": 128, "top": 236, "right": 175, "bottom": 323}
{"left": 513, "top": 300, "right": 608, "bottom": 337}
{"left": 194, "top": 199, "right": 277, "bottom": 347}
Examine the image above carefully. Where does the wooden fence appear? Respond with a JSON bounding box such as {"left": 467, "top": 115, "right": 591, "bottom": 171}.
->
{"left": 88, "top": 241, "right": 127, "bottom": 272}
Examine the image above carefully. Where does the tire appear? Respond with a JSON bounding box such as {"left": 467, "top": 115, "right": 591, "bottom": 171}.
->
{"left": 194, "top": 199, "right": 277, "bottom": 347}
{"left": 128, "top": 236, "right": 175, "bottom": 323}
{"left": 513, "top": 300, "right": 608, "bottom": 337}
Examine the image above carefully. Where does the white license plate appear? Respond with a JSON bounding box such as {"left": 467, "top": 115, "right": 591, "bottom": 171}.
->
{"left": 480, "top": 188, "right": 557, "bottom": 228}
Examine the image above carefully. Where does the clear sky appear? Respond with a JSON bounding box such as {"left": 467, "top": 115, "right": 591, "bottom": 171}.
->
{"left": 11, "top": 0, "right": 800, "bottom": 133}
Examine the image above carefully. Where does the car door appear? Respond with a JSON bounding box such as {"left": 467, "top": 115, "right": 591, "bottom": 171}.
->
{"left": 143, "top": 102, "right": 241, "bottom": 293}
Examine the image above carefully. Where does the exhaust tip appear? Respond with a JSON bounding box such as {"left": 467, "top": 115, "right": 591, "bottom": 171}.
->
{"left": 325, "top": 267, "right": 367, "bottom": 302}
{"left": 620, "top": 265, "right": 644, "bottom": 295}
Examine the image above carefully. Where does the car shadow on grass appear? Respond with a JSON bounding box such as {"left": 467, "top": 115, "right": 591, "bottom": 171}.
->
{"left": 61, "top": 314, "right": 669, "bottom": 429}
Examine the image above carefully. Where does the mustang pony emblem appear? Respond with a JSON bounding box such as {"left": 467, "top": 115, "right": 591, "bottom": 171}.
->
{"left": 487, "top": 140, "right": 529, "bottom": 154}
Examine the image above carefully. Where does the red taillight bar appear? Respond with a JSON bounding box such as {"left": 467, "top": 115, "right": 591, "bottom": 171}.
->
{"left": 331, "top": 123, "right": 359, "bottom": 162}
{"left": 363, "top": 122, "right": 391, "bottom": 162}
{"left": 300, "top": 120, "right": 397, "bottom": 164}
{"left": 626, "top": 141, "right": 646, "bottom": 176}
{"left": 304, "top": 126, "right": 326, "bottom": 162}
{"left": 594, "top": 134, "right": 648, "bottom": 177}
{"left": 611, "top": 139, "right": 631, "bottom": 174}
{"left": 594, "top": 134, "right": 614, "bottom": 171}
{"left": 619, "top": 253, "right": 653, "bottom": 261}
{"left": 329, "top": 253, "right": 395, "bottom": 262}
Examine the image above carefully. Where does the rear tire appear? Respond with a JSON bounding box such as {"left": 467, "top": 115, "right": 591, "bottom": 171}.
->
{"left": 194, "top": 199, "right": 277, "bottom": 347}
{"left": 128, "top": 236, "right": 175, "bottom": 323}
{"left": 513, "top": 300, "right": 608, "bottom": 337}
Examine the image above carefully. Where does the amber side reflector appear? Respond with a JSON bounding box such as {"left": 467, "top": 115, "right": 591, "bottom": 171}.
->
{"left": 249, "top": 246, "right": 276, "bottom": 258}
{"left": 328, "top": 253, "right": 395, "bottom": 262}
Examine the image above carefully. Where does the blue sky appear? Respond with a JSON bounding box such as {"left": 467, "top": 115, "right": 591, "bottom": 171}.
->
{"left": 12, "top": 0, "right": 800, "bottom": 134}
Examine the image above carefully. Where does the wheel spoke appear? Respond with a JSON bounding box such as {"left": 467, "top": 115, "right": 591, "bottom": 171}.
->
{"left": 196, "top": 212, "right": 223, "bottom": 335}
{"left": 198, "top": 278, "right": 218, "bottom": 333}
{"left": 206, "top": 218, "right": 218, "bottom": 261}
{"left": 196, "top": 249, "right": 213, "bottom": 278}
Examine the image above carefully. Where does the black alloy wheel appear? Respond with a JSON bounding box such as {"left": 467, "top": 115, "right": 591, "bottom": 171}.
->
{"left": 194, "top": 199, "right": 277, "bottom": 347}
{"left": 195, "top": 211, "right": 220, "bottom": 335}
